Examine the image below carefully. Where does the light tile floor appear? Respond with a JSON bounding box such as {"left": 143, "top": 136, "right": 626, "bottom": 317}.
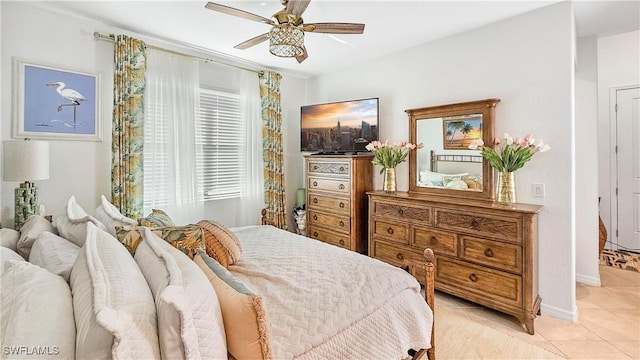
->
{"left": 435, "top": 265, "right": 640, "bottom": 359}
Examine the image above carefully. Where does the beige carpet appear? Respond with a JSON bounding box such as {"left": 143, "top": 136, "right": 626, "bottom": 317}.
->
{"left": 435, "top": 308, "right": 564, "bottom": 359}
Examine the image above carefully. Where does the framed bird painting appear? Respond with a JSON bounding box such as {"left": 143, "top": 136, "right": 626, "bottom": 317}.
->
{"left": 13, "top": 58, "right": 102, "bottom": 141}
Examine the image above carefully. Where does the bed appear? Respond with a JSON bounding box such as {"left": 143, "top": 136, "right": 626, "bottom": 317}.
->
{"left": 0, "top": 198, "right": 435, "bottom": 360}
{"left": 417, "top": 150, "right": 483, "bottom": 190}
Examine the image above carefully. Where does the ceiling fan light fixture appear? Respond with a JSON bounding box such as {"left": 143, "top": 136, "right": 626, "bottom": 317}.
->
{"left": 269, "top": 27, "right": 304, "bottom": 57}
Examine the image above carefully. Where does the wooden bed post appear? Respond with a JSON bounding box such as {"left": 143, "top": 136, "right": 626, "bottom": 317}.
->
{"left": 404, "top": 248, "right": 436, "bottom": 360}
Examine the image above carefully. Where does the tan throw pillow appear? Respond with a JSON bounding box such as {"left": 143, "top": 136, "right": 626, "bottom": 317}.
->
{"left": 116, "top": 224, "right": 205, "bottom": 257}
{"left": 198, "top": 220, "right": 242, "bottom": 268}
{"left": 16, "top": 215, "right": 57, "bottom": 259}
{"left": 193, "top": 252, "right": 271, "bottom": 360}
{"left": 139, "top": 209, "right": 175, "bottom": 228}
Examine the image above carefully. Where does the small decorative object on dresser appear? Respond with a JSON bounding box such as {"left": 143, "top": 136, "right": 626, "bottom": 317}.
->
{"left": 305, "top": 154, "right": 373, "bottom": 253}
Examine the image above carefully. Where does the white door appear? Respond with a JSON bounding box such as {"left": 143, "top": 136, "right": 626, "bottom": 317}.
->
{"left": 615, "top": 87, "right": 640, "bottom": 251}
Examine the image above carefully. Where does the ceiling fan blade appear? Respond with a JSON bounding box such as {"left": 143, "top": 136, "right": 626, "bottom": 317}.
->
{"left": 234, "top": 33, "right": 270, "bottom": 50}
{"left": 304, "top": 23, "right": 365, "bottom": 34}
{"left": 205, "top": 2, "right": 273, "bottom": 25}
{"left": 296, "top": 46, "right": 308, "bottom": 63}
{"left": 286, "top": 0, "right": 311, "bottom": 17}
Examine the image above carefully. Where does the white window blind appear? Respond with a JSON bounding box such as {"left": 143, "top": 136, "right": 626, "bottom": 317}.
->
{"left": 197, "top": 88, "right": 245, "bottom": 201}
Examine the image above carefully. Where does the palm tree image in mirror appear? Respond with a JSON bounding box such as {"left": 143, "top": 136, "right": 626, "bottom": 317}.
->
{"left": 443, "top": 114, "right": 482, "bottom": 150}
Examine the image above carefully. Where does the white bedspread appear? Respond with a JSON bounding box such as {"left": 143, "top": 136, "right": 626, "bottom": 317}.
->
{"left": 230, "top": 225, "right": 433, "bottom": 360}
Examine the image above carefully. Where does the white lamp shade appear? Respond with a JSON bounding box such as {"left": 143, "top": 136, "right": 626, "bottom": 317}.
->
{"left": 3, "top": 140, "right": 50, "bottom": 182}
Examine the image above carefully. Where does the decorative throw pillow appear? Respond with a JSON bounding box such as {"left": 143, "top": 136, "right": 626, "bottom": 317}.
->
{"left": 193, "top": 251, "right": 271, "bottom": 360}
{"left": 16, "top": 214, "right": 57, "bottom": 259}
{"left": 94, "top": 195, "right": 137, "bottom": 237}
{"left": 1, "top": 228, "right": 20, "bottom": 252}
{"left": 70, "top": 222, "right": 160, "bottom": 359}
{"left": 1, "top": 260, "right": 76, "bottom": 359}
{"left": 198, "top": 220, "right": 242, "bottom": 268}
{"left": 139, "top": 209, "right": 175, "bottom": 228}
{"left": 135, "top": 227, "right": 227, "bottom": 360}
{"left": 116, "top": 224, "right": 206, "bottom": 257}
{"left": 54, "top": 195, "right": 107, "bottom": 247}
{"left": 29, "top": 232, "right": 80, "bottom": 283}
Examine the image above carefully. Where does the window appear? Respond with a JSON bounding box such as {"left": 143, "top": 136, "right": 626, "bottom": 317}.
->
{"left": 196, "top": 88, "right": 245, "bottom": 201}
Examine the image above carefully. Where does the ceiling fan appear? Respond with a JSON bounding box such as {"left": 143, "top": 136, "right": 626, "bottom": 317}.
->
{"left": 204, "top": 0, "right": 365, "bottom": 63}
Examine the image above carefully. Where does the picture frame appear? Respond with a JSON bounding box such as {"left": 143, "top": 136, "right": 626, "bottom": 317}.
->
{"left": 13, "top": 58, "right": 102, "bottom": 141}
{"left": 442, "top": 114, "right": 483, "bottom": 150}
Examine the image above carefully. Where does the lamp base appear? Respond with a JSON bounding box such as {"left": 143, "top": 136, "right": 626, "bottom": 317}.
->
{"left": 15, "top": 182, "right": 38, "bottom": 230}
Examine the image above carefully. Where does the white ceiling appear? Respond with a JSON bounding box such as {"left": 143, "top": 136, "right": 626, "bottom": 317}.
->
{"left": 34, "top": 0, "right": 640, "bottom": 78}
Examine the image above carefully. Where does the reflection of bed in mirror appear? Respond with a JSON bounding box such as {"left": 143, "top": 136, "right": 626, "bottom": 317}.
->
{"left": 417, "top": 150, "right": 483, "bottom": 191}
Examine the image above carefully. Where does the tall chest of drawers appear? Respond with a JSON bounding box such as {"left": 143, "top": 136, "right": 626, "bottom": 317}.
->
{"left": 305, "top": 154, "right": 373, "bottom": 253}
{"left": 368, "top": 191, "right": 542, "bottom": 334}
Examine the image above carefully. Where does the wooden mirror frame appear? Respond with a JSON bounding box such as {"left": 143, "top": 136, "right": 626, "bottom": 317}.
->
{"left": 407, "top": 98, "right": 500, "bottom": 201}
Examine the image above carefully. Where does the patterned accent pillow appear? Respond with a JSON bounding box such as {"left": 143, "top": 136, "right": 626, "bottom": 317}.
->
{"left": 116, "top": 224, "right": 206, "bottom": 257}
{"left": 193, "top": 251, "right": 271, "bottom": 360}
{"left": 139, "top": 209, "right": 175, "bottom": 228}
{"left": 198, "top": 220, "right": 242, "bottom": 268}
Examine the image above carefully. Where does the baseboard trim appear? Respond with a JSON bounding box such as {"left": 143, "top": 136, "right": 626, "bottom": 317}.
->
{"left": 540, "top": 303, "right": 577, "bottom": 323}
{"left": 576, "top": 273, "right": 601, "bottom": 287}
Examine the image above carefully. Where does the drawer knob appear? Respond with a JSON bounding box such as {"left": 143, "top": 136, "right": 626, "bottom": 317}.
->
{"left": 398, "top": 209, "right": 404, "bottom": 215}
{"left": 313, "top": 181, "right": 318, "bottom": 187}
{"left": 313, "top": 165, "right": 318, "bottom": 170}
{"left": 396, "top": 253, "right": 404, "bottom": 260}
{"left": 387, "top": 227, "right": 394, "bottom": 235}
{"left": 338, "top": 184, "right": 345, "bottom": 190}
{"left": 469, "top": 273, "right": 478, "bottom": 282}
{"left": 313, "top": 231, "right": 318, "bottom": 237}
{"left": 339, "top": 202, "right": 345, "bottom": 208}
{"left": 313, "top": 215, "right": 318, "bottom": 220}
{"left": 484, "top": 249, "right": 494, "bottom": 257}
{"left": 339, "top": 166, "right": 345, "bottom": 171}
{"left": 471, "top": 219, "right": 480, "bottom": 229}
{"left": 339, "top": 239, "right": 345, "bottom": 245}
{"left": 313, "top": 197, "right": 318, "bottom": 203}
{"left": 429, "top": 236, "right": 438, "bottom": 245}
{"left": 339, "top": 221, "right": 345, "bottom": 227}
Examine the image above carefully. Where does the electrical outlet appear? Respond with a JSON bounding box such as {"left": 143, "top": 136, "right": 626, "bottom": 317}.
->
{"left": 532, "top": 183, "right": 545, "bottom": 198}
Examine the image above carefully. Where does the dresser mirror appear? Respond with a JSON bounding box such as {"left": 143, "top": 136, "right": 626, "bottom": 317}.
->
{"left": 407, "top": 98, "right": 500, "bottom": 201}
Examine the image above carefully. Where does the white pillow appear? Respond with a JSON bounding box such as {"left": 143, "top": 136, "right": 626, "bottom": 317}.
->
{"left": 54, "top": 195, "right": 107, "bottom": 247}
{"left": 135, "top": 227, "right": 227, "bottom": 360}
{"left": 94, "top": 195, "right": 137, "bottom": 237}
{"left": 29, "top": 232, "right": 80, "bottom": 283}
{"left": 1, "top": 228, "right": 19, "bottom": 252}
{"left": 1, "top": 247, "right": 26, "bottom": 274}
{"left": 16, "top": 215, "right": 56, "bottom": 259}
{"left": 1, "top": 260, "right": 75, "bottom": 359}
{"left": 445, "top": 179, "right": 469, "bottom": 190}
{"left": 70, "top": 222, "right": 160, "bottom": 359}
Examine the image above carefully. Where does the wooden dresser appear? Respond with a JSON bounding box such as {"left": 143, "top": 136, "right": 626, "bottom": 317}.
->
{"left": 305, "top": 154, "right": 373, "bottom": 253}
{"left": 368, "top": 191, "right": 542, "bottom": 334}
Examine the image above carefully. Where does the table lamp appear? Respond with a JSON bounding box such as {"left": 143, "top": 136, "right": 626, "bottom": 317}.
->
{"left": 2, "top": 139, "right": 49, "bottom": 230}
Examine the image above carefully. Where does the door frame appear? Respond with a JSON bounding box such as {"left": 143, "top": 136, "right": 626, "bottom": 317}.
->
{"left": 608, "top": 84, "right": 640, "bottom": 251}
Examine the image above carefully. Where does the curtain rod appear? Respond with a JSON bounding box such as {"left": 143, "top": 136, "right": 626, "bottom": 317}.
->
{"left": 94, "top": 32, "right": 263, "bottom": 75}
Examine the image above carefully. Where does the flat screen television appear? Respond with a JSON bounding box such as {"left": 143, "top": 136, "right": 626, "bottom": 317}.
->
{"left": 300, "top": 97, "right": 379, "bottom": 153}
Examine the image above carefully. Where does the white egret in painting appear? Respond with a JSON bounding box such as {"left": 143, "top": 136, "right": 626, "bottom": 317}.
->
{"left": 47, "top": 81, "right": 85, "bottom": 128}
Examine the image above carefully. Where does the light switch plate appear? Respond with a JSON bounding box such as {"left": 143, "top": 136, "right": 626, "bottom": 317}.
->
{"left": 532, "top": 183, "right": 545, "bottom": 197}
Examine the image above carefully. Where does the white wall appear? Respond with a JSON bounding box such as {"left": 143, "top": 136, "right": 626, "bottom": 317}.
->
{"left": 575, "top": 36, "right": 600, "bottom": 286}
{"left": 305, "top": 2, "right": 577, "bottom": 320}
{"left": 0, "top": 2, "right": 306, "bottom": 229}
{"left": 597, "top": 30, "right": 640, "bottom": 251}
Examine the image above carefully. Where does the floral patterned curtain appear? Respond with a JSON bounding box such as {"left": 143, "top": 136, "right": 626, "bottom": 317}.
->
{"left": 111, "top": 35, "right": 146, "bottom": 220}
{"left": 258, "top": 71, "right": 287, "bottom": 229}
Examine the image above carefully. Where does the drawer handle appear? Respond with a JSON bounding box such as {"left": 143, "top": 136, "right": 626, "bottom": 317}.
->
{"left": 313, "top": 181, "right": 318, "bottom": 187}
{"left": 338, "top": 184, "right": 345, "bottom": 190}
{"left": 339, "top": 239, "right": 345, "bottom": 245}
{"left": 313, "top": 197, "right": 318, "bottom": 203}
{"left": 339, "top": 202, "right": 345, "bottom": 208}
{"left": 387, "top": 227, "right": 394, "bottom": 235}
{"left": 398, "top": 209, "right": 404, "bottom": 216}
{"left": 471, "top": 219, "right": 480, "bottom": 229}
{"left": 339, "top": 166, "right": 345, "bottom": 171}
{"left": 469, "top": 273, "right": 478, "bottom": 282}
{"left": 484, "top": 249, "right": 494, "bottom": 257}
{"left": 313, "top": 165, "right": 318, "bottom": 170}
{"left": 429, "top": 236, "right": 438, "bottom": 245}
{"left": 313, "top": 231, "right": 318, "bottom": 237}
{"left": 313, "top": 215, "right": 318, "bottom": 221}
{"left": 339, "top": 221, "right": 345, "bottom": 227}
{"left": 396, "top": 253, "right": 404, "bottom": 260}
